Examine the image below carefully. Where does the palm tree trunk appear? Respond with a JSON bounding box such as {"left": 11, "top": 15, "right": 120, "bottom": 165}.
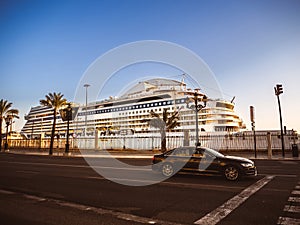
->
{"left": 49, "top": 109, "right": 57, "bottom": 155}
{"left": 0, "top": 118, "right": 2, "bottom": 151}
{"left": 161, "top": 130, "right": 167, "bottom": 153}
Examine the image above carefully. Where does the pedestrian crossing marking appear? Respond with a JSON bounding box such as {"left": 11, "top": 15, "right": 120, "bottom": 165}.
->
{"left": 277, "top": 217, "right": 300, "bottom": 225}
{"left": 283, "top": 205, "right": 300, "bottom": 213}
{"left": 288, "top": 197, "right": 300, "bottom": 203}
{"left": 292, "top": 190, "right": 300, "bottom": 195}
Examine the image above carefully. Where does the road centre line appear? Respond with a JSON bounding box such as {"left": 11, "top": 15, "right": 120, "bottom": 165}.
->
{"left": 0, "top": 160, "right": 151, "bottom": 171}
{"left": 87, "top": 176, "right": 245, "bottom": 190}
{"left": 16, "top": 170, "right": 40, "bottom": 174}
{"left": 194, "top": 175, "right": 274, "bottom": 225}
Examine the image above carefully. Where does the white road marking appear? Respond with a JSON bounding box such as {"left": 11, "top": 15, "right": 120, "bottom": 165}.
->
{"left": 288, "top": 197, "right": 300, "bottom": 203}
{"left": 194, "top": 176, "right": 274, "bottom": 225}
{"left": 23, "top": 194, "right": 46, "bottom": 202}
{"left": 292, "top": 190, "right": 300, "bottom": 195}
{"left": 0, "top": 190, "right": 14, "bottom": 195}
{"left": 283, "top": 205, "right": 300, "bottom": 213}
{"left": 0, "top": 188, "right": 182, "bottom": 225}
{"left": 277, "top": 217, "right": 300, "bottom": 225}
{"left": 16, "top": 170, "right": 40, "bottom": 174}
{"left": 259, "top": 173, "right": 297, "bottom": 178}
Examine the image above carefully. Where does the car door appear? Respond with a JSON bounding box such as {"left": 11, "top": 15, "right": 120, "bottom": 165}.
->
{"left": 188, "top": 148, "right": 220, "bottom": 174}
{"left": 201, "top": 148, "right": 220, "bottom": 174}
{"left": 187, "top": 148, "right": 205, "bottom": 172}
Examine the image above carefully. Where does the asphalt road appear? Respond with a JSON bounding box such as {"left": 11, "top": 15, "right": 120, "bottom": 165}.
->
{"left": 0, "top": 153, "right": 299, "bottom": 225}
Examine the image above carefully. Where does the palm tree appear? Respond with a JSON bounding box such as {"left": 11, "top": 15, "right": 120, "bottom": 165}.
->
{"left": 0, "top": 99, "right": 19, "bottom": 151}
{"left": 40, "top": 92, "right": 67, "bottom": 155}
{"left": 145, "top": 108, "right": 180, "bottom": 152}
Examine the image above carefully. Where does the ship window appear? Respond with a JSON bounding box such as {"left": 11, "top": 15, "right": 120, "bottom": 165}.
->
{"left": 163, "top": 102, "right": 166, "bottom": 105}
{"left": 216, "top": 102, "right": 234, "bottom": 110}
{"left": 150, "top": 103, "right": 153, "bottom": 106}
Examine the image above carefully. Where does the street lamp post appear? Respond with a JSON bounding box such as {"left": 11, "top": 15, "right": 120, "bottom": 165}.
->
{"left": 186, "top": 89, "right": 207, "bottom": 146}
{"left": 250, "top": 106, "right": 257, "bottom": 158}
{"left": 4, "top": 115, "right": 12, "bottom": 151}
{"left": 65, "top": 104, "right": 72, "bottom": 154}
{"left": 59, "top": 103, "right": 78, "bottom": 155}
{"left": 84, "top": 84, "right": 90, "bottom": 137}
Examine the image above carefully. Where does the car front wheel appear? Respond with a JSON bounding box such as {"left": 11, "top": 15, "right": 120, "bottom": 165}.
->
{"left": 161, "top": 163, "right": 174, "bottom": 177}
{"left": 224, "top": 165, "right": 240, "bottom": 181}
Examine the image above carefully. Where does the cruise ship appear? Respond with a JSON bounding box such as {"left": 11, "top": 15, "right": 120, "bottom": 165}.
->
{"left": 21, "top": 78, "right": 245, "bottom": 140}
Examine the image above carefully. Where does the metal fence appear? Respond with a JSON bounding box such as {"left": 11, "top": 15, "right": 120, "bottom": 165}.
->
{"left": 4, "top": 132, "right": 299, "bottom": 152}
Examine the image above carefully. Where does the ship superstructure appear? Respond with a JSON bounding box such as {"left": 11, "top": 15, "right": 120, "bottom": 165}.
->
{"left": 21, "top": 78, "right": 245, "bottom": 139}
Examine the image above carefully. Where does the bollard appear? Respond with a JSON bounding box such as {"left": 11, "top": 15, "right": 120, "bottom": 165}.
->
{"left": 292, "top": 144, "right": 299, "bottom": 157}
{"left": 267, "top": 132, "right": 272, "bottom": 159}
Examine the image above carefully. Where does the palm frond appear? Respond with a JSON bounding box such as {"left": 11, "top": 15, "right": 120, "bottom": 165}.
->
{"left": 0, "top": 99, "right": 13, "bottom": 116}
{"left": 7, "top": 109, "right": 19, "bottom": 119}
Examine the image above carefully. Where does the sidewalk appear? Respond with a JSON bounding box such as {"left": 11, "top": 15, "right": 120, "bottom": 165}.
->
{"left": 2, "top": 147, "right": 300, "bottom": 160}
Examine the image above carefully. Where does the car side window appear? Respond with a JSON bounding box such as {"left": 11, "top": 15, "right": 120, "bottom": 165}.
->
{"left": 192, "top": 149, "right": 204, "bottom": 158}
{"left": 173, "top": 148, "right": 190, "bottom": 156}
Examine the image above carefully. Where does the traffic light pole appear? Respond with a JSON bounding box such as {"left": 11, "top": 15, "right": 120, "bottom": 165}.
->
{"left": 277, "top": 94, "right": 285, "bottom": 157}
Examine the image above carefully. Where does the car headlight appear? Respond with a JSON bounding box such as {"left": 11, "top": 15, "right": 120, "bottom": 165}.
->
{"left": 241, "top": 163, "right": 253, "bottom": 167}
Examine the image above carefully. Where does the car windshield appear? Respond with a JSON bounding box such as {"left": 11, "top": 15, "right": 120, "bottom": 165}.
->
{"left": 202, "top": 147, "right": 224, "bottom": 158}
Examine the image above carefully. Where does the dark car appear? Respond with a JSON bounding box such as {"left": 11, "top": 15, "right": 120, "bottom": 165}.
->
{"left": 152, "top": 146, "right": 257, "bottom": 181}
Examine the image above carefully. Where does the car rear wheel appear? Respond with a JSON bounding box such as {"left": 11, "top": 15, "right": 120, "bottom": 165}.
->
{"left": 224, "top": 165, "right": 240, "bottom": 181}
{"left": 161, "top": 163, "right": 174, "bottom": 177}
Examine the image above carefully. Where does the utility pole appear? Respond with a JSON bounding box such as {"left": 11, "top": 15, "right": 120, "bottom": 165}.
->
{"left": 274, "top": 84, "right": 285, "bottom": 157}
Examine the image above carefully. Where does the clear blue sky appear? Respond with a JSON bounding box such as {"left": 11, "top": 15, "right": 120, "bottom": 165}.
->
{"left": 1, "top": 0, "right": 300, "bottom": 132}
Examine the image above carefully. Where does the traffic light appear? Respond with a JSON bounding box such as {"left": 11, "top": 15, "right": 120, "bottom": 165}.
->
{"left": 250, "top": 106, "right": 255, "bottom": 123}
{"left": 275, "top": 84, "right": 283, "bottom": 96}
